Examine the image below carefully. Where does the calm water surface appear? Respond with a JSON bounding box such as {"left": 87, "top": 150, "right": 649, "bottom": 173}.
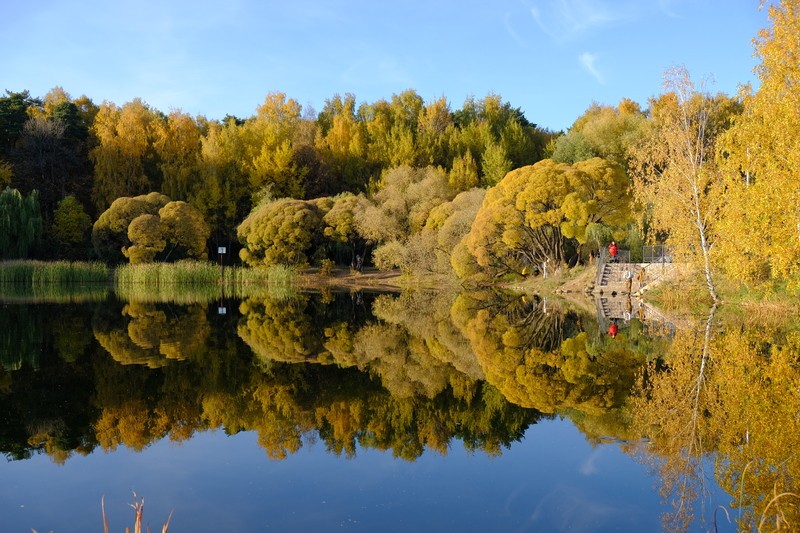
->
{"left": 0, "top": 289, "right": 796, "bottom": 532}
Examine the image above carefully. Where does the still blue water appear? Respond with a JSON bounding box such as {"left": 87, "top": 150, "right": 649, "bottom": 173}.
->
{"left": 2, "top": 419, "right": 690, "bottom": 533}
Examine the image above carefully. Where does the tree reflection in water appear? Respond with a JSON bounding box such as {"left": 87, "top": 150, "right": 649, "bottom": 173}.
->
{"left": 630, "top": 305, "right": 800, "bottom": 531}
{"left": 1, "top": 289, "right": 798, "bottom": 531}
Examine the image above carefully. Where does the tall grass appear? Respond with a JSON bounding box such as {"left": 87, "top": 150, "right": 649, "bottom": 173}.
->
{"left": 0, "top": 260, "right": 299, "bottom": 303}
{"left": 0, "top": 260, "right": 110, "bottom": 284}
{"left": 0, "top": 260, "right": 111, "bottom": 302}
{"left": 0, "top": 283, "right": 110, "bottom": 303}
{"left": 115, "top": 261, "right": 220, "bottom": 286}
{"left": 114, "top": 261, "right": 298, "bottom": 303}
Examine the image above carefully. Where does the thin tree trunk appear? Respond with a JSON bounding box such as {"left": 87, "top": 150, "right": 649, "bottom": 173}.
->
{"left": 691, "top": 180, "right": 718, "bottom": 303}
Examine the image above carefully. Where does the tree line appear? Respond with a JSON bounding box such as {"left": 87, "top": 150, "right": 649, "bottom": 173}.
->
{"left": 0, "top": 88, "right": 552, "bottom": 263}
{"left": 2, "top": 0, "right": 798, "bottom": 295}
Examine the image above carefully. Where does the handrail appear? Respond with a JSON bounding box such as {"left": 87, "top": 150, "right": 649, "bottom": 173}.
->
{"left": 595, "top": 249, "right": 607, "bottom": 288}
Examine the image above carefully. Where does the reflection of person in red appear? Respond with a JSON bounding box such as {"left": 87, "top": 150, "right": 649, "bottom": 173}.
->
{"left": 608, "top": 322, "right": 618, "bottom": 338}
{"left": 608, "top": 241, "right": 618, "bottom": 263}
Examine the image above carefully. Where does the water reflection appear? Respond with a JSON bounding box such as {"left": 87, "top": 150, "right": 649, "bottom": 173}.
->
{"left": 1, "top": 289, "right": 798, "bottom": 531}
{"left": 93, "top": 301, "right": 211, "bottom": 367}
{"left": 629, "top": 306, "right": 800, "bottom": 531}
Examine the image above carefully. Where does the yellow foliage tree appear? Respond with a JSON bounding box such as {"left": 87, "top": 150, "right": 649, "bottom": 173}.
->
{"left": 716, "top": 0, "right": 800, "bottom": 288}
{"left": 90, "top": 99, "right": 158, "bottom": 211}
{"left": 153, "top": 110, "right": 202, "bottom": 201}
{"left": 631, "top": 67, "right": 739, "bottom": 303}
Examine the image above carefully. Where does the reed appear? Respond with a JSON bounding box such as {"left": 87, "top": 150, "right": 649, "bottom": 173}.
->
{"left": 101, "top": 494, "right": 172, "bottom": 533}
{"left": 114, "top": 282, "right": 223, "bottom": 304}
{"left": 0, "top": 283, "right": 110, "bottom": 303}
{"left": 115, "top": 261, "right": 220, "bottom": 286}
{"left": 0, "top": 260, "right": 110, "bottom": 285}
{"left": 222, "top": 264, "right": 298, "bottom": 300}
{"left": 114, "top": 261, "right": 298, "bottom": 303}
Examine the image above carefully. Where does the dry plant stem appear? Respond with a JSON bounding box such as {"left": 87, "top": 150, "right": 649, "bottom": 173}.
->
{"left": 102, "top": 495, "right": 110, "bottom": 533}
{"left": 757, "top": 488, "right": 800, "bottom": 532}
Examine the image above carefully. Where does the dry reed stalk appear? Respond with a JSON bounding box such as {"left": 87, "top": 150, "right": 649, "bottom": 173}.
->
{"left": 102, "top": 495, "right": 110, "bottom": 533}
{"left": 100, "top": 492, "right": 171, "bottom": 533}
{"left": 757, "top": 486, "right": 800, "bottom": 532}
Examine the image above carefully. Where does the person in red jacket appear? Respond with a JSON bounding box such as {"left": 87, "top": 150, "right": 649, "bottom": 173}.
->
{"left": 608, "top": 241, "right": 618, "bottom": 263}
{"left": 608, "top": 321, "right": 618, "bottom": 338}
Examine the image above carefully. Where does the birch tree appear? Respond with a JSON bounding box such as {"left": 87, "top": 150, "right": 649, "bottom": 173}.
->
{"left": 631, "top": 67, "right": 737, "bottom": 303}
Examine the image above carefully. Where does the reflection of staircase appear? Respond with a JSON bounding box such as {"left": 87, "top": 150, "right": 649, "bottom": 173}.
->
{"left": 598, "top": 295, "right": 631, "bottom": 320}
{"left": 594, "top": 294, "right": 676, "bottom": 339}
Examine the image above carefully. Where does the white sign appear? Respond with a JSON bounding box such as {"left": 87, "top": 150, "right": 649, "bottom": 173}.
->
{"left": 218, "top": 247, "right": 227, "bottom": 254}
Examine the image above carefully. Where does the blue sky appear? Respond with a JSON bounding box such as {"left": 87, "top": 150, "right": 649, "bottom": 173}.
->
{"left": 2, "top": 0, "right": 770, "bottom": 131}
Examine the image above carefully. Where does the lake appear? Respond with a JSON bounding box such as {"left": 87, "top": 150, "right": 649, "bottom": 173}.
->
{"left": 0, "top": 288, "right": 797, "bottom": 532}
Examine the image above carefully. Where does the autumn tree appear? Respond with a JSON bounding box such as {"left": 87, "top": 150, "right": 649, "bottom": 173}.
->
{"left": 454, "top": 160, "right": 565, "bottom": 280}
{"left": 240, "top": 92, "right": 308, "bottom": 199}
{"left": 158, "top": 200, "right": 210, "bottom": 261}
{"left": 448, "top": 150, "right": 480, "bottom": 191}
{"left": 374, "top": 187, "right": 485, "bottom": 276}
{"left": 716, "top": 0, "right": 800, "bottom": 288}
{"left": 315, "top": 93, "right": 371, "bottom": 193}
{"left": 360, "top": 90, "right": 422, "bottom": 169}
{"left": 92, "top": 192, "right": 170, "bottom": 263}
{"left": 450, "top": 94, "right": 550, "bottom": 185}
{"left": 631, "top": 68, "right": 740, "bottom": 303}
{"left": 416, "top": 96, "right": 454, "bottom": 168}
{"left": 552, "top": 100, "right": 647, "bottom": 166}
{"left": 121, "top": 200, "right": 209, "bottom": 264}
{"left": 480, "top": 141, "right": 512, "bottom": 187}
{"left": 456, "top": 156, "right": 633, "bottom": 280}
{"left": 153, "top": 110, "right": 202, "bottom": 201}
{"left": 124, "top": 214, "right": 165, "bottom": 264}
{"left": 356, "top": 166, "right": 457, "bottom": 270}
{"left": 194, "top": 118, "right": 250, "bottom": 252}
{"left": 321, "top": 192, "right": 370, "bottom": 265}
{"left": 356, "top": 165, "right": 456, "bottom": 244}
{"left": 559, "top": 157, "right": 634, "bottom": 250}
{"left": 237, "top": 197, "right": 332, "bottom": 266}
{"left": 90, "top": 99, "right": 160, "bottom": 212}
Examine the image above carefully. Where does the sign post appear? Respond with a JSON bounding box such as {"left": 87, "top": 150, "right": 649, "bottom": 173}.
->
{"left": 218, "top": 246, "right": 226, "bottom": 281}
{"left": 217, "top": 246, "right": 227, "bottom": 314}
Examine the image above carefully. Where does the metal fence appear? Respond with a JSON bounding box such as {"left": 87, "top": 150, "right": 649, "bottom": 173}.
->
{"left": 597, "top": 245, "right": 671, "bottom": 268}
{"left": 642, "top": 245, "right": 672, "bottom": 264}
